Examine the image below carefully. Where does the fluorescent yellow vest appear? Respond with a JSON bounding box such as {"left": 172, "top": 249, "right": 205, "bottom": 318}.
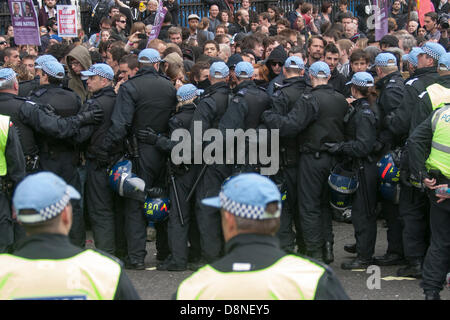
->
{"left": 0, "top": 115, "right": 10, "bottom": 177}
{"left": 426, "top": 83, "right": 450, "bottom": 110}
{"left": 0, "top": 250, "right": 122, "bottom": 300}
{"left": 426, "top": 105, "right": 450, "bottom": 179}
{"left": 176, "top": 255, "right": 325, "bottom": 300}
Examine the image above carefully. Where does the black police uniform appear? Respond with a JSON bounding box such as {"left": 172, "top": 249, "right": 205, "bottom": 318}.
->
{"left": 11, "top": 233, "right": 140, "bottom": 299}
{"left": 385, "top": 67, "right": 441, "bottom": 273}
{"left": 332, "top": 98, "right": 378, "bottom": 267}
{"left": 374, "top": 70, "right": 406, "bottom": 264}
{"left": 74, "top": 86, "right": 124, "bottom": 257}
{"left": 260, "top": 76, "right": 311, "bottom": 254}
{"left": 0, "top": 124, "right": 25, "bottom": 253}
{"left": 148, "top": 103, "right": 199, "bottom": 270}
{"left": 189, "top": 81, "right": 231, "bottom": 264}
{"left": 407, "top": 110, "right": 450, "bottom": 299}
{"left": 296, "top": 84, "right": 348, "bottom": 260}
{"left": 18, "top": 77, "right": 40, "bottom": 98}
{"left": 102, "top": 65, "right": 177, "bottom": 268}
{"left": 28, "top": 84, "right": 85, "bottom": 248}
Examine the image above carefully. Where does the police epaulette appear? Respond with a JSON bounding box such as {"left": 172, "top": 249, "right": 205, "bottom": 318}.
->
{"left": 406, "top": 78, "right": 418, "bottom": 86}
{"left": 13, "top": 96, "right": 27, "bottom": 101}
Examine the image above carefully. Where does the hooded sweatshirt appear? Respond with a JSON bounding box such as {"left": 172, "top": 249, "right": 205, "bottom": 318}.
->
{"left": 66, "top": 45, "right": 92, "bottom": 103}
{"left": 265, "top": 45, "right": 288, "bottom": 96}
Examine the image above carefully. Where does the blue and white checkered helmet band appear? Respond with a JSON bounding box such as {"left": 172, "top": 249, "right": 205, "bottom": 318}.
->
{"left": 352, "top": 79, "right": 374, "bottom": 87}
{"left": 88, "top": 65, "right": 114, "bottom": 80}
{"left": 17, "top": 190, "right": 71, "bottom": 224}
{"left": 0, "top": 69, "right": 16, "bottom": 82}
{"left": 41, "top": 61, "right": 65, "bottom": 79}
{"left": 219, "top": 192, "right": 281, "bottom": 220}
{"left": 177, "top": 90, "right": 203, "bottom": 102}
{"left": 422, "top": 45, "right": 443, "bottom": 60}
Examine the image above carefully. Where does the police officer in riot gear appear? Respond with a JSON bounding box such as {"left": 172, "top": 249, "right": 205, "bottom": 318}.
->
{"left": 260, "top": 56, "right": 311, "bottom": 254}
{"left": 327, "top": 72, "right": 379, "bottom": 269}
{"left": 386, "top": 43, "right": 447, "bottom": 276}
{"left": 28, "top": 60, "right": 86, "bottom": 249}
{"left": 137, "top": 84, "right": 204, "bottom": 271}
{"left": 0, "top": 70, "right": 26, "bottom": 253}
{"left": 369, "top": 52, "right": 406, "bottom": 267}
{"left": 100, "top": 49, "right": 177, "bottom": 270}
{"left": 188, "top": 61, "right": 231, "bottom": 267}
{"left": 295, "top": 62, "right": 348, "bottom": 263}
{"left": 73, "top": 64, "right": 123, "bottom": 257}
{"left": 0, "top": 68, "right": 102, "bottom": 251}
{"left": 408, "top": 53, "right": 450, "bottom": 298}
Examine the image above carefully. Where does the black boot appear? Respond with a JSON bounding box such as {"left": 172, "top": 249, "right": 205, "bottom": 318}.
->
{"left": 344, "top": 243, "right": 356, "bottom": 254}
{"left": 341, "top": 257, "right": 372, "bottom": 270}
{"left": 424, "top": 291, "right": 441, "bottom": 300}
{"left": 323, "top": 242, "right": 334, "bottom": 264}
{"left": 397, "top": 257, "right": 423, "bottom": 278}
{"left": 373, "top": 253, "right": 406, "bottom": 266}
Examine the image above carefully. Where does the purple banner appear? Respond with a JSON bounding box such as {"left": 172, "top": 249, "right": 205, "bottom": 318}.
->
{"left": 147, "top": 0, "right": 168, "bottom": 42}
{"left": 373, "top": 0, "right": 389, "bottom": 41}
{"left": 8, "top": 0, "right": 41, "bottom": 45}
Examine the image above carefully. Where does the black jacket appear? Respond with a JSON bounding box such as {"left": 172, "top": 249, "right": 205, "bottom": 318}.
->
{"left": 385, "top": 67, "right": 440, "bottom": 139}
{"left": 329, "top": 68, "right": 347, "bottom": 95}
{"left": 340, "top": 98, "right": 377, "bottom": 159}
{"left": 103, "top": 66, "right": 177, "bottom": 151}
{"left": 12, "top": 233, "right": 140, "bottom": 300}
{"left": 375, "top": 71, "right": 405, "bottom": 149}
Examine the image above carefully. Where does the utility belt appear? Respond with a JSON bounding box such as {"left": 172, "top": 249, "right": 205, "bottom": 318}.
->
{"left": 25, "top": 154, "right": 39, "bottom": 173}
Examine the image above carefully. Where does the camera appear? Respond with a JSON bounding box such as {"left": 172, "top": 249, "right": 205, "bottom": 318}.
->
{"left": 439, "top": 13, "right": 449, "bottom": 29}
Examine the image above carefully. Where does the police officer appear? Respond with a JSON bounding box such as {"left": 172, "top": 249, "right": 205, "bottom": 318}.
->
{"left": 260, "top": 56, "right": 311, "bottom": 255}
{"left": 0, "top": 171, "right": 140, "bottom": 300}
{"left": 327, "top": 72, "right": 379, "bottom": 269}
{"left": 407, "top": 70, "right": 450, "bottom": 298}
{"left": 69, "top": 63, "right": 122, "bottom": 257}
{"left": 0, "top": 68, "right": 102, "bottom": 251}
{"left": 0, "top": 69, "right": 26, "bottom": 253}
{"left": 28, "top": 60, "right": 86, "bottom": 249}
{"left": 219, "top": 61, "right": 271, "bottom": 173}
{"left": 137, "top": 84, "right": 204, "bottom": 271}
{"left": 189, "top": 61, "right": 231, "bottom": 267}
{"left": 175, "top": 173, "right": 349, "bottom": 300}
{"left": 296, "top": 62, "right": 348, "bottom": 262}
{"left": 385, "top": 43, "right": 447, "bottom": 276}
{"left": 18, "top": 55, "right": 57, "bottom": 98}
{"left": 370, "top": 53, "right": 406, "bottom": 267}
{"left": 100, "top": 48, "right": 177, "bottom": 270}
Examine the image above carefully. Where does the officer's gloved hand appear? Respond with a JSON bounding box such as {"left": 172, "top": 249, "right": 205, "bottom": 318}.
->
{"left": 42, "top": 104, "right": 57, "bottom": 116}
{"left": 137, "top": 127, "right": 158, "bottom": 145}
{"left": 373, "top": 140, "right": 385, "bottom": 153}
{"left": 324, "top": 142, "right": 343, "bottom": 154}
{"left": 77, "top": 109, "right": 104, "bottom": 125}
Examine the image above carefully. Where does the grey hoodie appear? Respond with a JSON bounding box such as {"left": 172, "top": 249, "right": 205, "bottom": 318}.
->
{"left": 66, "top": 45, "right": 92, "bottom": 103}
